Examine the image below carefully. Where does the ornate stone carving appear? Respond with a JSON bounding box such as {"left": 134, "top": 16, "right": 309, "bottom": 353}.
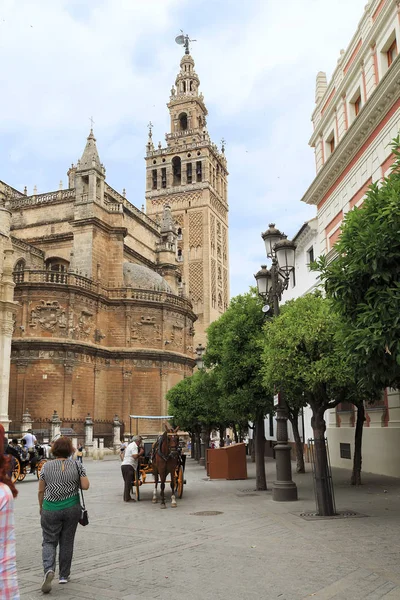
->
{"left": 77, "top": 310, "right": 94, "bottom": 340}
{"left": 29, "top": 300, "right": 67, "bottom": 332}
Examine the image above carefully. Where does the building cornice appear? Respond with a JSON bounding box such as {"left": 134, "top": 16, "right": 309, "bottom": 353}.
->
{"left": 11, "top": 236, "right": 45, "bottom": 258}
{"left": 310, "top": 0, "right": 397, "bottom": 132}
{"left": 302, "top": 60, "right": 400, "bottom": 206}
{"left": 11, "top": 339, "right": 196, "bottom": 368}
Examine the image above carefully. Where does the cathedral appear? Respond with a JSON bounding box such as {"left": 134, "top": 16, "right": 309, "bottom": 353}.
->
{"left": 0, "top": 48, "right": 229, "bottom": 443}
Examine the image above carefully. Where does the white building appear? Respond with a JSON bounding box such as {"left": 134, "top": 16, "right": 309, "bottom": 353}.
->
{"left": 300, "top": 0, "right": 400, "bottom": 477}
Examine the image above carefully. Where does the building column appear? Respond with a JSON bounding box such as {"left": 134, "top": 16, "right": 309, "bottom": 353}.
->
{"left": 84, "top": 413, "right": 94, "bottom": 454}
{"left": 15, "top": 360, "right": 28, "bottom": 427}
{"left": 50, "top": 410, "right": 62, "bottom": 440}
{"left": 113, "top": 414, "right": 121, "bottom": 453}
{"left": 63, "top": 362, "right": 74, "bottom": 419}
{"left": 122, "top": 369, "right": 132, "bottom": 430}
{"left": 0, "top": 312, "right": 14, "bottom": 430}
{"left": 21, "top": 408, "right": 33, "bottom": 436}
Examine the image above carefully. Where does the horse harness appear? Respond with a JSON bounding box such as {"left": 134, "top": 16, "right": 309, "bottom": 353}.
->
{"left": 153, "top": 433, "right": 180, "bottom": 463}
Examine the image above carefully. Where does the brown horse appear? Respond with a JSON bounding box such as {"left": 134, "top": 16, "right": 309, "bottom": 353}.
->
{"left": 152, "top": 425, "right": 180, "bottom": 509}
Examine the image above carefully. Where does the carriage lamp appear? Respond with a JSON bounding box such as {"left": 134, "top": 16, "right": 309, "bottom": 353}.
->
{"left": 254, "top": 223, "right": 298, "bottom": 503}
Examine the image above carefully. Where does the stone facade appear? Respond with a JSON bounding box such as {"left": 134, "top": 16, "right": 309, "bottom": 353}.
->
{"left": 1, "top": 127, "right": 197, "bottom": 438}
{"left": 145, "top": 52, "right": 229, "bottom": 347}
{"left": 0, "top": 183, "right": 18, "bottom": 429}
{"left": 302, "top": 0, "right": 400, "bottom": 477}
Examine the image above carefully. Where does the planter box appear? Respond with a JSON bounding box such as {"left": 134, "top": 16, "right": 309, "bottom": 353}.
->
{"left": 207, "top": 443, "right": 247, "bottom": 480}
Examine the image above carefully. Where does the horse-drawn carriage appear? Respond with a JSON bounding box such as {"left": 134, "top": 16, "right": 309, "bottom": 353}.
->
{"left": 7, "top": 445, "right": 47, "bottom": 483}
{"left": 129, "top": 415, "right": 186, "bottom": 507}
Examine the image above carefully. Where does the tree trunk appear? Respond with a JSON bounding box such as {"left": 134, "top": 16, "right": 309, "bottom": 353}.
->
{"left": 288, "top": 411, "right": 305, "bottom": 473}
{"left": 233, "top": 428, "right": 239, "bottom": 443}
{"left": 250, "top": 438, "right": 255, "bottom": 463}
{"left": 194, "top": 429, "right": 201, "bottom": 461}
{"left": 254, "top": 413, "right": 267, "bottom": 490}
{"left": 190, "top": 433, "right": 195, "bottom": 459}
{"left": 219, "top": 426, "right": 225, "bottom": 447}
{"left": 311, "top": 408, "right": 335, "bottom": 516}
{"left": 351, "top": 402, "right": 365, "bottom": 486}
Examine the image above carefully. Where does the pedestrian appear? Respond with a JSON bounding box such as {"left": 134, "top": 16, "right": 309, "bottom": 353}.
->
{"left": 225, "top": 434, "right": 232, "bottom": 446}
{"left": 76, "top": 445, "right": 84, "bottom": 463}
{"left": 0, "top": 423, "right": 20, "bottom": 600}
{"left": 121, "top": 436, "right": 143, "bottom": 502}
{"left": 38, "top": 436, "right": 90, "bottom": 593}
{"left": 119, "top": 440, "right": 127, "bottom": 461}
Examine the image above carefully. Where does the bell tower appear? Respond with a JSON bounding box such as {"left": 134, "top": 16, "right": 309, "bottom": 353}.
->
{"left": 145, "top": 48, "right": 229, "bottom": 347}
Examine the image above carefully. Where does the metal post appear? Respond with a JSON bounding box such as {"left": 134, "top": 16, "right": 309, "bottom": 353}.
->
{"left": 271, "top": 260, "right": 298, "bottom": 502}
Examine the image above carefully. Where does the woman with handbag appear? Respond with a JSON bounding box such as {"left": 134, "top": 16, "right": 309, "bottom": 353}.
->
{"left": 0, "top": 424, "right": 20, "bottom": 600}
{"left": 38, "top": 437, "right": 89, "bottom": 594}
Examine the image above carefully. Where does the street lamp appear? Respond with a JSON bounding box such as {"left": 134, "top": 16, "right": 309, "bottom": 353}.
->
{"left": 255, "top": 223, "right": 298, "bottom": 502}
{"left": 195, "top": 343, "right": 207, "bottom": 467}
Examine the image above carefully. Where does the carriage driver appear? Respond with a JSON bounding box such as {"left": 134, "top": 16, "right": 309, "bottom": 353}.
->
{"left": 120, "top": 436, "right": 144, "bottom": 502}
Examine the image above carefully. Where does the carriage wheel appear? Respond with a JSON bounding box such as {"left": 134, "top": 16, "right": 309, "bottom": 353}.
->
{"left": 36, "top": 459, "right": 47, "bottom": 480}
{"left": 11, "top": 459, "right": 20, "bottom": 484}
{"left": 177, "top": 465, "right": 184, "bottom": 499}
{"left": 18, "top": 465, "right": 26, "bottom": 482}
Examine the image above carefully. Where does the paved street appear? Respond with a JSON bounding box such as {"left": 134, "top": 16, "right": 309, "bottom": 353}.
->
{"left": 14, "top": 456, "right": 400, "bottom": 600}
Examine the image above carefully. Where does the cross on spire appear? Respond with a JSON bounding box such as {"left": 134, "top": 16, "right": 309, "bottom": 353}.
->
{"left": 89, "top": 116, "right": 95, "bottom": 131}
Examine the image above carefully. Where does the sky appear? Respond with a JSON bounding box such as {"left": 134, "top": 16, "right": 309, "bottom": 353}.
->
{"left": 0, "top": 0, "right": 367, "bottom": 297}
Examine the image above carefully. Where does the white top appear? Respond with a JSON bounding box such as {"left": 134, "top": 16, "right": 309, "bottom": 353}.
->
{"left": 121, "top": 442, "right": 139, "bottom": 468}
{"left": 22, "top": 433, "right": 37, "bottom": 448}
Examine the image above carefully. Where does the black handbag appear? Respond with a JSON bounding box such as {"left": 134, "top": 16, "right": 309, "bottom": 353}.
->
{"left": 75, "top": 462, "right": 89, "bottom": 526}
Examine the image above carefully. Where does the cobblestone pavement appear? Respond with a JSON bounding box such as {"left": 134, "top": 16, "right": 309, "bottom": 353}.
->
{"left": 14, "top": 456, "right": 400, "bottom": 600}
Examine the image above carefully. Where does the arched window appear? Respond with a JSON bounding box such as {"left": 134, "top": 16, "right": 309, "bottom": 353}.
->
{"left": 177, "top": 227, "right": 182, "bottom": 240}
{"left": 172, "top": 156, "right": 182, "bottom": 186}
{"left": 177, "top": 248, "right": 183, "bottom": 262}
{"left": 179, "top": 113, "right": 188, "bottom": 131}
{"left": 13, "top": 259, "right": 25, "bottom": 284}
{"left": 45, "top": 258, "right": 69, "bottom": 283}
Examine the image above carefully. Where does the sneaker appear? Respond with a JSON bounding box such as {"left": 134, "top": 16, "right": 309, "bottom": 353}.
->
{"left": 59, "top": 577, "right": 70, "bottom": 584}
{"left": 41, "top": 570, "right": 54, "bottom": 594}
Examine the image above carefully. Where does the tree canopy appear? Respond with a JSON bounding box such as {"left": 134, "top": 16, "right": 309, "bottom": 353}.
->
{"left": 261, "top": 294, "right": 354, "bottom": 413}
{"left": 317, "top": 141, "right": 400, "bottom": 389}
{"left": 205, "top": 289, "right": 273, "bottom": 422}
{"left": 166, "top": 369, "right": 223, "bottom": 432}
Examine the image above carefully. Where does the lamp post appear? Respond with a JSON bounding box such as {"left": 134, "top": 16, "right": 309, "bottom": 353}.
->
{"left": 195, "top": 343, "right": 207, "bottom": 467}
{"left": 255, "top": 223, "right": 298, "bottom": 502}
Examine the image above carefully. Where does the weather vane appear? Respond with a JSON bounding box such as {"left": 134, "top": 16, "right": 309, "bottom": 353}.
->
{"left": 89, "top": 116, "right": 95, "bottom": 130}
{"left": 148, "top": 121, "right": 153, "bottom": 137}
{"left": 175, "top": 30, "right": 197, "bottom": 55}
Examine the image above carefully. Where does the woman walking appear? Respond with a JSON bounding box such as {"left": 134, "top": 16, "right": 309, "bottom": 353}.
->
{"left": 0, "top": 424, "right": 20, "bottom": 600}
{"left": 38, "top": 437, "right": 89, "bottom": 594}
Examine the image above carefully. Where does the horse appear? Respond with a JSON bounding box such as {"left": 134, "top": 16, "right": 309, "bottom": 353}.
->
{"left": 152, "top": 425, "right": 180, "bottom": 509}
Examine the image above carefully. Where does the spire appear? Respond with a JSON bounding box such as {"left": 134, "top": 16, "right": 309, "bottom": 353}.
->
{"left": 146, "top": 121, "right": 154, "bottom": 152}
{"left": 77, "top": 129, "right": 103, "bottom": 172}
{"left": 172, "top": 54, "right": 200, "bottom": 99}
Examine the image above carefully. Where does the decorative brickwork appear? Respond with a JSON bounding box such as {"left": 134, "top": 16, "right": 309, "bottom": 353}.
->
{"left": 211, "top": 258, "right": 216, "bottom": 308}
{"left": 189, "top": 262, "right": 204, "bottom": 303}
{"left": 189, "top": 212, "right": 203, "bottom": 247}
